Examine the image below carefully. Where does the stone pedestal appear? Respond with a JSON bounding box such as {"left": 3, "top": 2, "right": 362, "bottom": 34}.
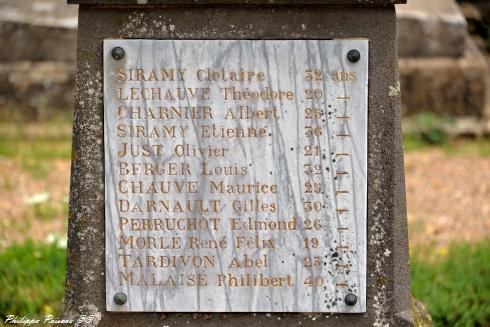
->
{"left": 64, "top": 1, "right": 412, "bottom": 326}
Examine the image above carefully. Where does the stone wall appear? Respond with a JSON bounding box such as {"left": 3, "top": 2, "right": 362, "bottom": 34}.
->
{"left": 397, "top": 0, "right": 489, "bottom": 121}
{"left": 0, "top": 0, "right": 76, "bottom": 119}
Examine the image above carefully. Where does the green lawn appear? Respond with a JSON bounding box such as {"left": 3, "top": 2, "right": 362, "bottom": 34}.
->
{"left": 403, "top": 113, "right": 490, "bottom": 156}
{"left": 0, "top": 121, "right": 72, "bottom": 179}
{"left": 411, "top": 241, "right": 490, "bottom": 327}
{"left": 0, "top": 241, "right": 66, "bottom": 320}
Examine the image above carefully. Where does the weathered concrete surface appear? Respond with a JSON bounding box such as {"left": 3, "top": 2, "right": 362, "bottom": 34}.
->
{"left": 65, "top": 4, "right": 412, "bottom": 327}
{"left": 396, "top": 0, "right": 468, "bottom": 58}
{"left": 399, "top": 36, "right": 488, "bottom": 117}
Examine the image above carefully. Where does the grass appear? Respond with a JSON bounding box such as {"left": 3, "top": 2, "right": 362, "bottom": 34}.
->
{"left": 411, "top": 240, "right": 490, "bottom": 327}
{"left": 32, "top": 201, "right": 69, "bottom": 222}
{"left": 404, "top": 113, "right": 450, "bottom": 149}
{"left": 405, "top": 135, "right": 490, "bottom": 156}
{"left": 441, "top": 138, "right": 490, "bottom": 157}
{"left": 0, "top": 120, "right": 72, "bottom": 179}
{"left": 0, "top": 117, "right": 73, "bottom": 322}
{"left": 403, "top": 113, "right": 490, "bottom": 157}
{"left": 0, "top": 240, "right": 66, "bottom": 321}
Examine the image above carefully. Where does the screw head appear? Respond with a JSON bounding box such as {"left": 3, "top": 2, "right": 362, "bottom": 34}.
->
{"left": 111, "top": 47, "right": 125, "bottom": 60}
{"left": 344, "top": 293, "right": 358, "bottom": 306}
{"left": 347, "top": 49, "right": 361, "bottom": 63}
{"left": 114, "top": 292, "right": 127, "bottom": 305}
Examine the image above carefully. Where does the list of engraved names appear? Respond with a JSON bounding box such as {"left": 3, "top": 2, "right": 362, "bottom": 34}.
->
{"left": 104, "top": 40, "right": 368, "bottom": 312}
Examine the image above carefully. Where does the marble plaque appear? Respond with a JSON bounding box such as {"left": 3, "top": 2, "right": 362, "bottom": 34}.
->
{"left": 104, "top": 39, "right": 368, "bottom": 313}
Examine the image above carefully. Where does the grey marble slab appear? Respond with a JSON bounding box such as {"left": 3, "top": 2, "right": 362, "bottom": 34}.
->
{"left": 104, "top": 39, "right": 368, "bottom": 313}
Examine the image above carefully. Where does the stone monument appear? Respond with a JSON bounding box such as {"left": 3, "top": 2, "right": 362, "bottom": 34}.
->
{"left": 65, "top": 1, "right": 412, "bottom": 326}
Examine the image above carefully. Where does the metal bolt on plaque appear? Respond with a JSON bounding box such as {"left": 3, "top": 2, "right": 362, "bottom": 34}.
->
{"left": 111, "top": 47, "right": 125, "bottom": 60}
{"left": 114, "top": 292, "right": 127, "bottom": 305}
{"left": 347, "top": 49, "right": 361, "bottom": 63}
{"left": 344, "top": 293, "right": 358, "bottom": 306}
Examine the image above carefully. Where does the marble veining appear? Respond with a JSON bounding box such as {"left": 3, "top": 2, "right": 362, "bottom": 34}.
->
{"left": 104, "top": 39, "right": 368, "bottom": 312}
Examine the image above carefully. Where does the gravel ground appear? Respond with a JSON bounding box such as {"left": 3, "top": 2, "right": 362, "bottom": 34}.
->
{"left": 0, "top": 147, "right": 489, "bottom": 248}
{"left": 405, "top": 148, "right": 490, "bottom": 246}
{"left": 0, "top": 159, "right": 70, "bottom": 248}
